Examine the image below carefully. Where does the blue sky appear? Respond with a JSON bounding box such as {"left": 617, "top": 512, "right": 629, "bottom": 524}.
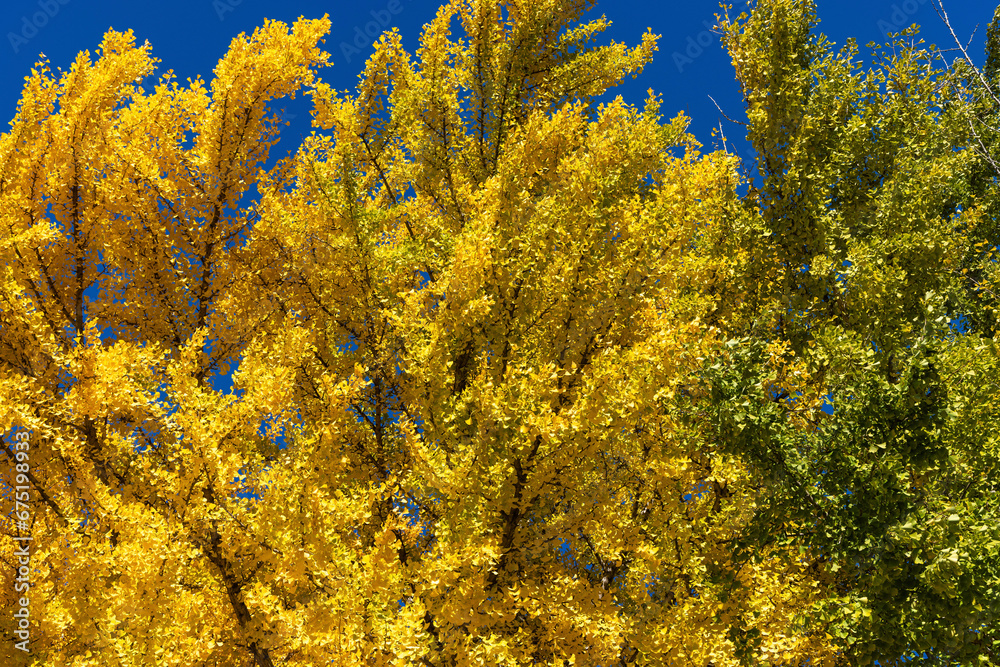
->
{"left": 0, "top": 0, "right": 994, "bottom": 164}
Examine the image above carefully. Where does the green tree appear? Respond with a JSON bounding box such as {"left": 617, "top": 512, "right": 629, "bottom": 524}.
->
{"left": 711, "top": 0, "right": 1000, "bottom": 663}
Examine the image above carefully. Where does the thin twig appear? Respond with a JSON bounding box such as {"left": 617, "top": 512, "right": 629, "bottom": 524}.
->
{"left": 708, "top": 94, "right": 748, "bottom": 127}
{"left": 932, "top": 0, "right": 1000, "bottom": 107}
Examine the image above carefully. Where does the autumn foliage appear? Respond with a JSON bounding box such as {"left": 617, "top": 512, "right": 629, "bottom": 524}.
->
{"left": 1, "top": 1, "right": 998, "bottom": 665}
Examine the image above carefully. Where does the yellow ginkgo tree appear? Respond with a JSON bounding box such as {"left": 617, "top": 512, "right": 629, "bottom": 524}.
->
{"left": 1, "top": 1, "right": 839, "bottom": 666}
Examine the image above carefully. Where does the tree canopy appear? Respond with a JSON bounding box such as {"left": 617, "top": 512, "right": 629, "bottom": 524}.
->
{"left": 0, "top": 1, "right": 997, "bottom": 665}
